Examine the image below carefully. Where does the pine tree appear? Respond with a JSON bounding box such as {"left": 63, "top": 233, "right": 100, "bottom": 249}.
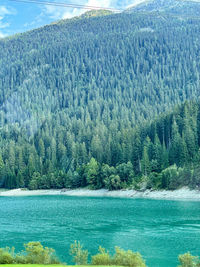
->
{"left": 141, "top": 146, "right": 150, "bottom": 176}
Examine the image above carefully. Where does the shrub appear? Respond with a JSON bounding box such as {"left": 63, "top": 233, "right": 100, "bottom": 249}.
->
{"left": 104, "top": 174, "right": 122, "bottom": 190}
{"left": 113, "top": 247, "right": 146, "bottom": 267}
{"left": 70, "top": 241, "right": 88, "bottom": 265}
{"left": 92, "top": 246, "right": 146, "bottom": 267}
{"left": 178, "top": 252, "right": 200, "bottom": 267}
{"left": 147, "top": 172, "right": 162, "bottom": 189}
{"left": 92, "top": 246, "right": 112, "bottom": 265}
{"left": 0, "top": 247, "right": 14, "bottom": 264}
{"left": 160, "top": 164, "right": 185, "bottom": 190}
{"left": 24, "top": 241, "right": 60, "bottom": 264}
{"left": 0, "top": 242, "right": 60, "bottom": 265}
{"left": 14, "top": 254, "right": 27, "bottom": 264}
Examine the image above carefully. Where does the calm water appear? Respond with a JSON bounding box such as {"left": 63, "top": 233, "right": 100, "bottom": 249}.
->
{"left": 0, "top": 196, "right": 200, "bottom": 267}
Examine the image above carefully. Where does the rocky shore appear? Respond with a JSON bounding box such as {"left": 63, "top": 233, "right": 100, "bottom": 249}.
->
{"left": 0, "top": 187, "right": 200, "bottom": 200}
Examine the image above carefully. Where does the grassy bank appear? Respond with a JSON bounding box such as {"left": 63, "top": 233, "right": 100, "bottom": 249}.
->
{"left": 0, "top": 265, "right": 122, "bottom": 267}
{"left": 0, "top": 265, "right": 65, "bottom": 267}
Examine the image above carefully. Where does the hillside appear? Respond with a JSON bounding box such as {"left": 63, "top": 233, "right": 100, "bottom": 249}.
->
{"left": 128, "top": 0, "right": 200, "bottom": 16}
{"left": 0, "top": 1, "right": 200, "bottom": 189}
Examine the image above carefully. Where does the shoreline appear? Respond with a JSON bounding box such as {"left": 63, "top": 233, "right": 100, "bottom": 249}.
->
{"left": 0, "top": 187, "right": 200, "bottom": 200}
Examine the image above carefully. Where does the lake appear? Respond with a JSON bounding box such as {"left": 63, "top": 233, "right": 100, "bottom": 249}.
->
{"left": 0, "top": 196, "right": 199, "bottom": 267}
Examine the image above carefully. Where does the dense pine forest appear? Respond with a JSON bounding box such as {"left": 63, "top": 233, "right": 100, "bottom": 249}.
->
{"left": 0, "top": 0, "right": 200, "bottom": 190}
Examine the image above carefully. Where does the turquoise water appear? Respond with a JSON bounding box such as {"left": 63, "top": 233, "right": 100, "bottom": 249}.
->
{"left": 0, "top": 196, "right": 199, "bottom": 267}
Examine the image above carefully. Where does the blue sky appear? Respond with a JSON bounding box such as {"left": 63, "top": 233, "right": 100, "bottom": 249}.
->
{"left": 0, "top": 0, "right": 145, "bottom": 37}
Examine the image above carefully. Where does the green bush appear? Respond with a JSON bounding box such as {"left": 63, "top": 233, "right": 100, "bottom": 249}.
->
{"left": 147, "top": 172, "right": 162, "bottom": 189}
{"left": 91, "top": 246, "right": 146, "bottom": 267}
{"left": 0, "top": 247, "right": 14, "bottom": 264}
{"left": 178, "top": 252, "right": 200, "bottom": 267}
{"left": 92, "top": 246, "right": 112, "bottom": 265}
{"left": 14, "top": 254, "right": 27, "bottom": 264}
{"left": 0, "top": 242, "right": 60, "bottom": 264}
{"left": 113, "top": 247, "right": 146, "bottom": 267}
{"left": 24, "top": 241, "right": 60, "bottom": 264}
{"left": 104, "top": 175, "right": 122, "bottom": 190}
{"left": 160, "top": 165, "right": 185, "bottom": 190}
{"left": 70, "top": 241, "right": 88, "bottom": 265}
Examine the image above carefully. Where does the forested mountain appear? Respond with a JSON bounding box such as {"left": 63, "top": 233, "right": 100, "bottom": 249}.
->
{"left": 0, "top": 0, "right": 200, "bottom": 189}
{"left": 128, "top": 0, "right": 200, "bottom": 16}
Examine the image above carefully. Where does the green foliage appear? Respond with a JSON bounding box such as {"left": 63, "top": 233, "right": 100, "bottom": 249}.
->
{"left": 84, "top": 158, "right": 101, "bottom": 189}
{"left": 104, "top": 174, "right": 122, "bottom": 190}
{"left": 91, "top": 246, "right": 111, "bottom": 265}
{"left": 113, "top": 247, "right": 146, "bottom": 267}
{"left": 14, "top": 254, "right": 27, "bottom": 264}
{"left": 1, "top": 99, "right": 200, "bottom": 191}
{"left": 92, "top": 246, "right": 146, "bottom": 267}
{"left": 23, "top": 241, "right": 60, "bottom": 264}
{"left": 141, "top": 146, "right": 150, "bottom": 176}
{"left": 0, "top": 242, "right": 59, "bottom": 265}
{"left": 146, "top": 172, "right": 162, "bottom": 189}
{"left": 178, "top": 252, "right": 200, "bottom": 267}
{"left": 70, "top": 241, "right": 88, "bottom": 265}
{"left": 160, "top": 165, "right": 184, "bottom": 190}
{"left": 1, "top": 6, "right": 200, "bottom": 191}
{"left": 0, "top": 240, "right": 200, "bottom": 267}
{"left": 0, "top": 247, "right": 14, "bottom": 264}
{"left": 116, "top": 162, "right": 135, "bottom": 185}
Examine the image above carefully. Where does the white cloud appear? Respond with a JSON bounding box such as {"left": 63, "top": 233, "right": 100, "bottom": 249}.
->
{"left": 43, "top": 5, "right": 64, "bottom": 20}
{"left": 40, "top": 4, "right": 80, "bottom": 20}
{"left": 0, "top": 31, "right": 7, "bottom": 38}
{"left": 85, "top": 0, "right": 112, "bottom": 8}
{"left": 42, "top": 0, "right": 114, "bottom": 21}
{"left": 39, "top": 0, "right": 149, "bottom": 23}
{"left": 0, "top": 5, "right": 16, "bottom": 37}
{"left": 62, "top": 8, "right": 84, "bottom": 19}
{"left": 0, "top": 15, "right": 10, "bottom": 29}
{"left": 0, "top": 6, "right": 12, "bottom": 16}
{"left": 62, "top": 0, "right": 113, "bottom": 20}
{"left": 0, "top": 22, "right": 10, "bottom": 29}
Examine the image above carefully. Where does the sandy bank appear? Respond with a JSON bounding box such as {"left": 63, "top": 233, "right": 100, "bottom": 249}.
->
{"left": 0, "top": 187, "right": 200, "bottom": 200}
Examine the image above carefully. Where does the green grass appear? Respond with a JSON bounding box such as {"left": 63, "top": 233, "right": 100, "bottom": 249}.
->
{"left": 0, "top": 266, "right": 123, "bottom": 267}
{"left": 1, "top": 265, "right": 65, "bottom": 267}
{"left": 0, "top": 265, "right": 65, "bottom": 267}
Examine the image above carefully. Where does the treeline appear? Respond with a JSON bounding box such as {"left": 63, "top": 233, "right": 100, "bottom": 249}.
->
{"left": 0, "top": 100, "right": 200, "bottom": 190}
{"left": 0, "top": 241, "right": 199, "bottom": 267}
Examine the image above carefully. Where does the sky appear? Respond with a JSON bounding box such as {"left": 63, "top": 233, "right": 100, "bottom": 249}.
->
{"left": 0, "top": 0, "right": 146, "bottom": 38}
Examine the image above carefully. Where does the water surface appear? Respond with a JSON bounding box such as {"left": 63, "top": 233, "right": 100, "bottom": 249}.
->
{"left": 0, "top": 196, "right": 199, "bottom": 267}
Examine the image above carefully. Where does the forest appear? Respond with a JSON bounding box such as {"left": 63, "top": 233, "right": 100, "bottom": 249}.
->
{"left": 0, "top": 4, "right": 200, "bottom": 190}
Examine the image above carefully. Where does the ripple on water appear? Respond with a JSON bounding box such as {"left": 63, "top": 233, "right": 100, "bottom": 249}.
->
{"left": 0, "top": 196, "right": 199, "bottom": 267}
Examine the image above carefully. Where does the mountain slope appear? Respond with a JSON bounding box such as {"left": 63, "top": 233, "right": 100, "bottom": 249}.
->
{"left": 127, "top": 0, "right": 200, "bottom": 16}
{"left": 1, "top": 9, "right": 200, "bottom": 127}
{"left": 0, "top": 4, "right": 200, "bottom": 189}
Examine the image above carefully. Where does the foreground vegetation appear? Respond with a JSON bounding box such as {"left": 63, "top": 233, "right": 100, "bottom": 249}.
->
{"left": 0, "top": 241, "right": 145, "bottom": 267}
{"left": 0, "top": 241, "right": 199, "bottom": 267}
{"left": 0, "top": 242, "right": 60, "bottom": 265}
